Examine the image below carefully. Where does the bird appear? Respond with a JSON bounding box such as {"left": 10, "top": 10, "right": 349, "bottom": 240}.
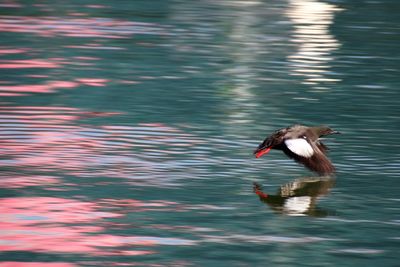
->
{"left": 254, "top": 125, "right": 340, "bottom": 175}
{"left": 253, "top": 177, "right": 336, "bottom": 216}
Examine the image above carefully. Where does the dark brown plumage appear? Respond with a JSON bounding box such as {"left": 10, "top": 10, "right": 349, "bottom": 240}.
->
{"left": 254, "top": 125, "right": 340, "bottom": 175}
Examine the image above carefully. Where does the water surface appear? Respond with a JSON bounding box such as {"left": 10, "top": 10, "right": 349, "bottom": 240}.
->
{"left": 1, "top": 1, "right": 400, "bottom": 266}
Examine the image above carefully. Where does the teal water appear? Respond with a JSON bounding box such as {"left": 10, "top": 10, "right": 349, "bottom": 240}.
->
{"left": 0, "top": 1, "right": 399, "bottom": 266}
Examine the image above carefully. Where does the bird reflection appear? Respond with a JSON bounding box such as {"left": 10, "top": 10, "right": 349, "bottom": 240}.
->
{"left": 254, "top": 176, "right": 335, "bottom": 217}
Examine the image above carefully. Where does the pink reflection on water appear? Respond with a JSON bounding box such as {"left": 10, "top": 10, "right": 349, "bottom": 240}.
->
{"left": 0, "top": 16, "right": 168, "bottom": 39}
{"left": 0, "top": 263, "right": 77, "bottom": 267}
{"left": 0, "top": 106, "right": 78, "bottom": 111}
{"left": 0, "top": 105, "right": 204, "bottom": 187}
{"left": 0, "top": 197, "right": 120, "bottom": 223}
{"left": 0, "top": 2, "right": 22, "bottom": 8}
{"left": 76, "top": 78, "right": 109, "bottom": 87}
{"left": 0, "top": 92, "right": 27, "bottom": 96}
{"left": 0, "top": 175, "right": 61, "bottom": 188}
{"left": 25, "top": 74, "right": 50, "bottom": 78}
{"left": 0, "top": 48, "right": 28, "bottom": 55}
{"left": 0, "top": 81, "right": 78, "bottom": 93}
{"left": 0, "top": 78, "right": 112, "bottom": 95}
{"left": 0, "top": 59, "right": 60, "bottom": 69}
{"left": 0, "top": 108, "right": 199, "bottom": 159}
{"left": 0, "top": 196, "right": 192, "bottom": 255}
{"left": 0, "top": 197, "right": 118, "bottom": 254}
{"left": 72, "top": 56, "right": 100, "bottom": 61}
{"left": 0, "top": 105, "right": 201, "bottom": 257}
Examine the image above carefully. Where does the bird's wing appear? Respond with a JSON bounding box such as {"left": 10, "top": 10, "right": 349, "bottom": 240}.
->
{"left": 306, "top": 151, "right": 335, "bottom": 175}
{"left": 255, "top": 128, "right": 287, "bottom": 153}
{"left": 284, "top": 138, "right": 314, "bottom": 158}
{"left": 316, "top": 141, "right": 329, "bottom": 154}
{"left": 285, "top": 147, "right": 335, "bottom": 175}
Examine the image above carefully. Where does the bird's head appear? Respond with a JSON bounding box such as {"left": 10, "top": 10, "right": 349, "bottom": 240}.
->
{"left": 314, "top": 126, "right": 341, "bottom": 137}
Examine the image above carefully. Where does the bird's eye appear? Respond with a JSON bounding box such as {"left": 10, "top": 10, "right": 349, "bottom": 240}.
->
{"left": 302, "top": 135, "right": 307, "bottom": 139}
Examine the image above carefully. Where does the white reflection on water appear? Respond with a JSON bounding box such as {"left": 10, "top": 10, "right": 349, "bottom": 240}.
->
{"left": 286, "top": 0, "right": 343, "bottom": 89}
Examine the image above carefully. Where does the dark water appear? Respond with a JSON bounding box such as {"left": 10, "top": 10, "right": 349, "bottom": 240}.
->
{"left": 1, "top": 1, "right": 399, "bottom": 266}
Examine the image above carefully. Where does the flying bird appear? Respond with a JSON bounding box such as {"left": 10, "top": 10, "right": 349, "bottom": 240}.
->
{"left": 254, "top": 125, "right": 340, "bottom": 175}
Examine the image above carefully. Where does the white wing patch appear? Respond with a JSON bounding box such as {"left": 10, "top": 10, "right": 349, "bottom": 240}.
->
{"left": 284, "top": 138, "right": 314, "bottom": 158}
{"left": 284, "top": 196, "right": 312, "bottom": 215}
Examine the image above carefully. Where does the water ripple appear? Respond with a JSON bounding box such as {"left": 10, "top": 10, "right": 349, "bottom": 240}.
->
{"left": 0, "top": 105, "right": 267, "bottom": 187}
{"left": 0, "top": 16, "right": 170, "bottom": 39}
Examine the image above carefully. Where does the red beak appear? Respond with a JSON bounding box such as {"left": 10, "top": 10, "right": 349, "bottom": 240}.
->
{"left": 254, "top": 147, "right": 271, "bottom": 158}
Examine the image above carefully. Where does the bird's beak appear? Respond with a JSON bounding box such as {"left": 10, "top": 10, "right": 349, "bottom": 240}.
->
{"left": 332, "top": 131, "right": 341, "bottom": 134}
{"left": 254, "top": 146, "right": 272, "bottom": 158}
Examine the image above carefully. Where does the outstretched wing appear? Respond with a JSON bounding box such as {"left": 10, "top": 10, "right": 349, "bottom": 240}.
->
{"left": 254, "top": 127, "right": 288, "bottom": 156}
{"left": 283, "top": 141, "right": 335, "bottom": 175}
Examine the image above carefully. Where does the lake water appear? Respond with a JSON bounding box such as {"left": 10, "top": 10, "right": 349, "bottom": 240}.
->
{"left": 1, "top": 1, "right": 399, "bottom": 266}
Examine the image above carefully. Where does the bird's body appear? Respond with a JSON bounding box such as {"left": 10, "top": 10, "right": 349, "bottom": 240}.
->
{"left": 254, "top": 125, "right": 340, "bottom": 175}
